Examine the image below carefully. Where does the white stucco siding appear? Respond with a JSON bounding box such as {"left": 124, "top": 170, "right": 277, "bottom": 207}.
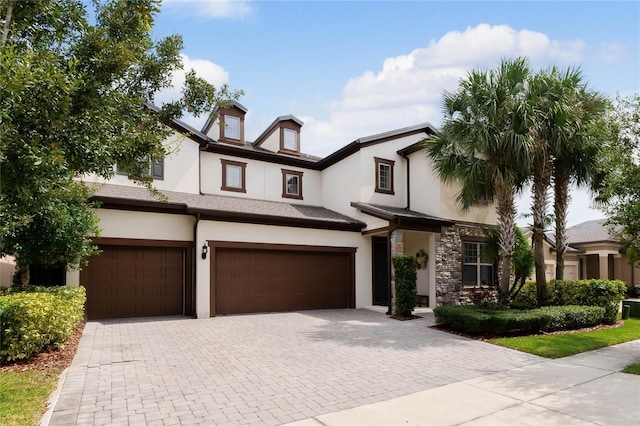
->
{"left": 83, "top": 130, "right": 200, "bottom": 194}
{"left": 196, "top": 221, "right": 370, "bottom": 318}
{"left": 403, "top": 231, "right": 431, "bottom": 296}
{"left": 93, "top": 209, "right": 194, "bottom": 241}
{"left": 257, "top": 129, "right": 280, "bottom": 153}
{"left": 439, "top": 182, "right": 497, "bottom": 225}
{"left": 407, "top": 150, "right": 442, "bottom": 216}
{"left": 200, "top": 152, "right": 322, "bottom": 204}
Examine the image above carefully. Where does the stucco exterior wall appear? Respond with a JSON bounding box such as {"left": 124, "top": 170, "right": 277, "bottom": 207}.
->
{"left": 196, "top": 221, "right": 369, "bottom": 318}
{"left": 0, "top": 256, "right": 15, "bottom": 287}
{"left": 83, "top": 130, "right": 200, "bottom": 194}
{"left": 200, "top": 152, "right": 322, "bottom": 205}
{"left": 403, "top": 231, "right": 432, "bottom": 297}
{"left": 93, "top": 209, "right": 194, "bottom": 241}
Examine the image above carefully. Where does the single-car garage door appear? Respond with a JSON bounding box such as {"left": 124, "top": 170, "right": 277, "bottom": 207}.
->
{"left": 211, "top": 243, "right": 355, "bottom": 315}
{"left": 82, "top": 241, "right": 190, "bottom": 320}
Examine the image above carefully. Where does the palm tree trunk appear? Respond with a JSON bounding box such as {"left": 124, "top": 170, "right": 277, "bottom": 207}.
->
{"left": 554, "top": 169, "right": 570, "bottom": 280}
{"left": 531, "top": 152, "right": 551, "bottom": 307}
{"left": 496, "top": 183, "right": 516, "bottom": 304}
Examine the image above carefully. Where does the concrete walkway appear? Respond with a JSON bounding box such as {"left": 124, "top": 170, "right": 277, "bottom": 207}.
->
{"left": 286, "top": 339, "right": 640, "bottom": 426}
{"left": 43, "top": 309, "right": 639, "bottom": 425}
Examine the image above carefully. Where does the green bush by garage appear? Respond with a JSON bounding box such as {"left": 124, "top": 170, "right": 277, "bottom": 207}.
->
{"left": 0, "top": 286, "right": 86, "bottom": 363}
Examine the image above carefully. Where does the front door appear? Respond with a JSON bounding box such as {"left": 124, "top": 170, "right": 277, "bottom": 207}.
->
{"left": 372, "top": 236, "right": 389, "bottom": 306}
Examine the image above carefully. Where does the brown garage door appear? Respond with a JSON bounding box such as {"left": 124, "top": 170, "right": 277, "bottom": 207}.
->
{"left": 212, "top": 244, "right": 355, "bottom": 315}
{"left": 82, "top": 244, "right": 186, "bottom": 320}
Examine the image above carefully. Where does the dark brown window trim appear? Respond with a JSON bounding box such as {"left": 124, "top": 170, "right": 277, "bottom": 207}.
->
{"left": 219, "top": 112, "right": 245, "bottom": 145}
{"left": 461, "top": 239, "right": 495, "bottom": 288}
{"left": 278, "top": 126, "right": 300, "bottom": 156}
{"left": 221, "top": 159, "right": 247, "bottom": 193}
{"left": 281, "top": 169, "right": 304, "bottom": 200}
{"left": 374, "top": 157, "right": 395, "bottom": 195}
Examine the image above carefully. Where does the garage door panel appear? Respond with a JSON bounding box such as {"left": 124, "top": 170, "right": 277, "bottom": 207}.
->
{"left": 84, "top": 245, "right": 185, "bottom": 320}
{"left": 213, "top": 246, "right": 354, "bottom": 315}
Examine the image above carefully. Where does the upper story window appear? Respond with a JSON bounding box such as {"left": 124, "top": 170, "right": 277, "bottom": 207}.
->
{"left": 281, "top": 169, "right": 303, "bottom": 200}
{"left": 374, "top": 157, "right": 394, "bottom": 195}
{"left": 221, "top": 159, "right": 246, "bottom": 193}
{"left": 116, "top": 158, "right": 164, "bottom": 181}
{"left": 474, "top": 183, "right": 494, "bottom": 204}
{"left": 462, "top": 241, "right": 495, "bottom": 287}
{"left": 223, "top": 115, "right": 241, "bottom": 140}
{"left": 280, "top": 128, "right": 299, "bottom": 154}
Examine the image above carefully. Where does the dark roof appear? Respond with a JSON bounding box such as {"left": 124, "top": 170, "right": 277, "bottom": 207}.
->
{"left": 89, "top": 184, "right": 365, "bottom": 232}
{"left": 350, "top": 202, "right": 453, "bottom": 228}
{"left": 566, "top": 219, "right": 620, "bottom": 245}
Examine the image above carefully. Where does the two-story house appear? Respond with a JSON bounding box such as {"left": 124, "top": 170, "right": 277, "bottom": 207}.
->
{"left": 74, "top": 101, "right": 498, "bottom": 319}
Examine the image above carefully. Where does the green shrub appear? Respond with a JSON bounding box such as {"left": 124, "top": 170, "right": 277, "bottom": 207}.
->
{"left": 434, "top": 304, "right": 606, "bottom": 335}
{"left": 512, "top": 279, "right": 627, "bottom": 324}
{"left": 0, "top": 286, "right": 85, "bottom": 362}
{"left": 392, "top": 255, "right": 417, "bottom": 317}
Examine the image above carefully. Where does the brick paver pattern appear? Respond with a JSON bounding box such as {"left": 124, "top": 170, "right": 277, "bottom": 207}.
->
{"left": 48, "top": 309, "right": 543, "bottom": 425}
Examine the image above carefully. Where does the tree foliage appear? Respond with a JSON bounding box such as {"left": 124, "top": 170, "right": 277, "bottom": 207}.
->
{"left": 596, "top": 94, "right": 640, "bottom": 264}
{"left": 0, "top": 0, "right": 241, "bottom": 286}
{"left": 485, "top": 226, "right": 534, "bottom": 302}
{"left": 425, "top": 57, "right": 533, "bottom": 303}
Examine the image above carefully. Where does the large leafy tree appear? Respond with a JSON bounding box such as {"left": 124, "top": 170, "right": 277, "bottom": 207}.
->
{"left": 0, "top": 0, "right": 240, "bottom": 286}
{"left": 596, "top": 94, "right": 640, "bottom": 264}
{"left": 426, "top": 58, "right": 533, "bottom": 303}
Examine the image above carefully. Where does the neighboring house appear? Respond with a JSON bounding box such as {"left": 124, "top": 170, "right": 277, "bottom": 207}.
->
{"left": 523, "top": 219, "right": 640, "bottom": 287}
{"left": 60, "top": 101, "right": 496, "bottom": 319}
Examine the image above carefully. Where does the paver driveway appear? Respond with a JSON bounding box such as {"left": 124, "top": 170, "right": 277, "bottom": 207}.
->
{"left": 47, "top": 309, "right": 543, "bottom": 425}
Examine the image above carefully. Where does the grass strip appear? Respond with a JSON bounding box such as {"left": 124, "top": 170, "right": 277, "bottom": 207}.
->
{"left": 622, "top": 363, "right": 640, "bottom": 375}
{"left": 488, "top": 318, "right": 640, "bottom": 358}
{"left": 0, "top": 370, "right": 59, "bottom": 426}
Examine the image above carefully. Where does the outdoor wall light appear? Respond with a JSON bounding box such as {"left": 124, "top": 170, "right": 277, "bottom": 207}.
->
{"left": 201, "top": 244, "right": 208, "bottom": 260}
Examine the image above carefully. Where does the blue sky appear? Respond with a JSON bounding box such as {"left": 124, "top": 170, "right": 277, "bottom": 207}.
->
{"left": 153, "top": 0, "right": 640, "bottom": 225}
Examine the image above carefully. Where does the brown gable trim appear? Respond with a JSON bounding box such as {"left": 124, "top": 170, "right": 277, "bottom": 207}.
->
{"left": 207, "top": 240, "right": 356, "bottom": 253}
{"left": 91, "top": 196, "right": 188, "bottom": 215}
{"left": 187, "top": 207, "right": 365, "bottom": 232}
{"left": 202, "top": 142, "right": 321, "bottom": 169}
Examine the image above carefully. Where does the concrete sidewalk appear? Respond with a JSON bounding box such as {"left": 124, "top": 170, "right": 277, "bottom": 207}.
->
{"left": 286, "top": 340, "right": 640, "bottom": 426}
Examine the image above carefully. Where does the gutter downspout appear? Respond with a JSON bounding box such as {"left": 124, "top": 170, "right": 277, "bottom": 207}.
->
{"left": 386, "top": 218, "right": 402, "bottom": 315}
{"left": 399, "top": 151, "right": 410, "bottom": 210}
{"left": 192, "top": 212, "right": 200, "bottom": 318}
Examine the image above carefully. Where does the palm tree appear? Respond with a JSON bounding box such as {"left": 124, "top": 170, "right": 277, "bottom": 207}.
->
{"left": 425, "top": 58, "right": 533, "bottom": 303}
{"left": 552, "top": 88, "right": 607, "bottom": 280}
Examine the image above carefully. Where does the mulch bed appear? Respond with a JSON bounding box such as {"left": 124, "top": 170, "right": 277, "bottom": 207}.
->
{"left": 430, "top": 320, "right": 625, "bottom": 340}
{"left": 0, "top": 322, "right": 85, "bottom": 372}
{"left": 391, "top": 314, "right": 423, "bottom": 321}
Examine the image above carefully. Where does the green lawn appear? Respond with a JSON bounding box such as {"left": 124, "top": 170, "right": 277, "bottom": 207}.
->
{"left": 0, "top": 370, "right": 59, "bottom": 426}
{"left": 489, "top": 317, "right": 640, "bottom": 358}
{"left": 622, "top": 363, "right": 640, "bottom": 375}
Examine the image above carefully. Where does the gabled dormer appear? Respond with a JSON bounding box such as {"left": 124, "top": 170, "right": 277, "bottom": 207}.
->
{"left": 201, "top": 100, "right": 248, "bottom": 145}
{"left": 253, "top": 115, "right": 303, "bottom": 156}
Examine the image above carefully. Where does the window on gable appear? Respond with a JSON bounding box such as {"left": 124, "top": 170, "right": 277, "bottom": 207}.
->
{"left": 224, "top": 115, "right": 240, "bottom": 140}
{"left": 474, "top": 182, "right": 493, "bottom": 204}
{"left": 221, "top": 159, "right": 246, "bottom": 193}
{"left": 281, "top": 169, "right": 303, "bottom": 200}
{"left": 462, "top": 241, "right": 495, "bottom": 287}
{"left": 116, "top": 158, "right": 164, "bottom": 181}
{"left": 282, "top": 128, "right": 299, "bottom": 152}
{"left": 374, "top": 157, "right": 395, "bottom": 195}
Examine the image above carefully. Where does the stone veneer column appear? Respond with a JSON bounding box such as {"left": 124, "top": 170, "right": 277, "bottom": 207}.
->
{"left": 390, "top": 229, "right": 404, "bottom": 314}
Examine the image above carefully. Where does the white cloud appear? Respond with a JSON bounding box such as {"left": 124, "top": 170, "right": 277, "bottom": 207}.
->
{"left": 162, "top": 0, "right": 252, "bottom": 19}
{"left": 153, "top": 54, "right": 230, "bottom": 128}
{"left": 596, "top": 42, "right": 627, "bottom": 62}
{"left": 302, "top": 24, "right": 588, "bottom": 157}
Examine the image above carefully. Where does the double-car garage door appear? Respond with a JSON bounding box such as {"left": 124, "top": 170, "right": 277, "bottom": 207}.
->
{"left": 83, "top": 240, "right": 355, "bottom": 319}
{"left": 211, "top": 243, "right": 356, "bottom": 315}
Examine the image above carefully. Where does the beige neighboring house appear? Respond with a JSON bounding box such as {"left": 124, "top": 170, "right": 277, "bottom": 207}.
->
{"left": 7, "top": 101, "right": 501, "bottom": 319}
{"left": 524, "top": 219, "right": 640, "bottom": 287}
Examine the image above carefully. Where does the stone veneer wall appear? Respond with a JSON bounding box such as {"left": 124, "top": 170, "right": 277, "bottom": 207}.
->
{"left": 435, "top": 224, "right": 498, "bottom": 305}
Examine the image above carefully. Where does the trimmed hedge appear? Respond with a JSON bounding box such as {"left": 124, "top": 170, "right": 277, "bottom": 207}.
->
{"left": 0, "top": 286, "right": 85, "bottom": 362}
{"left": 512, "top": 279, "right": 627, "bottom": 324}
{"left": 434, "top": 304, "right": 606, "bottom": 336}
{"left": 393, "top": 255, "right": 417, "bottom": 317}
